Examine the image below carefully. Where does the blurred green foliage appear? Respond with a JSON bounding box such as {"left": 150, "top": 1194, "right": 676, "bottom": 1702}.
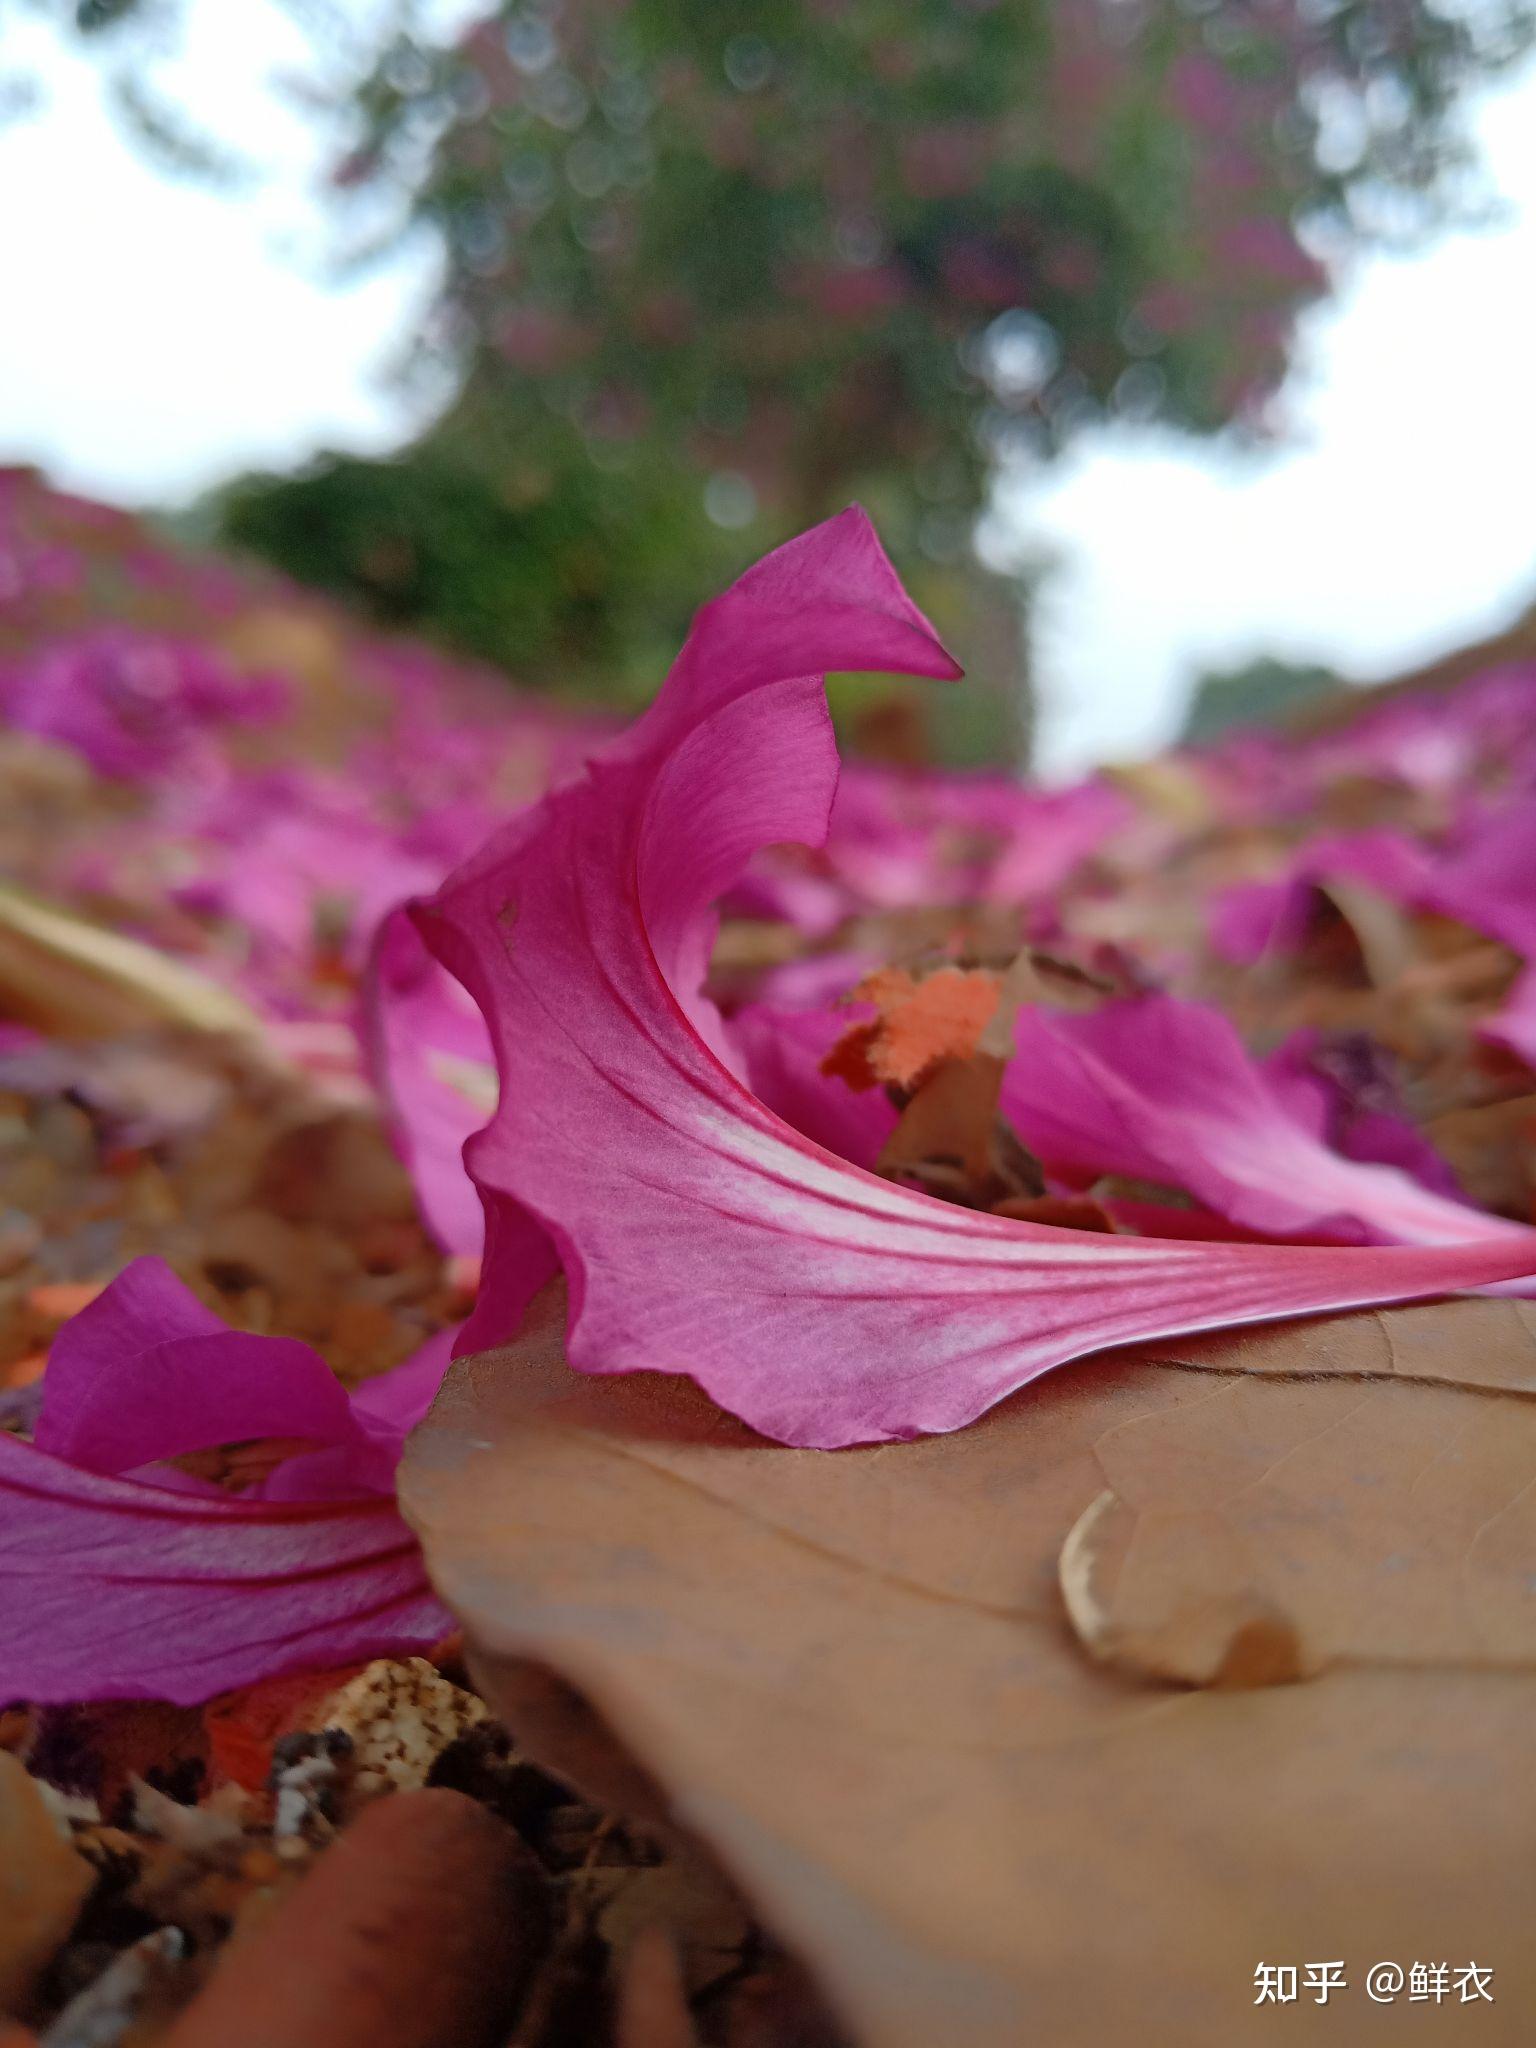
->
{"left": 212, "top": 415, "right": 743, "bottom": 710}
{"left": 1180, "top": 655, "right": 1341, "bottom": 744}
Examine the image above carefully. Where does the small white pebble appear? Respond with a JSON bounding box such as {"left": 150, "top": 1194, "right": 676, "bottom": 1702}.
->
{"left": 308, "top": 1657, "right": 488, "bottom": 1802}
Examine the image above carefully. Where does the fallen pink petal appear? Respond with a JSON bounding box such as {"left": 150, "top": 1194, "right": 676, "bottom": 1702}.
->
{"left": 419, "top": 512, "right": 1536, "bottom": 1448}
{"left": 0, "top": 1435, "right": 447, "bottom": 1705}
{"left": 365, "top": 908, "right": 497, "bottom": 1261}
{"left": 1, "top": 1261, "right": 451, "bottom": 1702}
{"left": 1001, "top": 993, "right": 1509, "bottom": 1249}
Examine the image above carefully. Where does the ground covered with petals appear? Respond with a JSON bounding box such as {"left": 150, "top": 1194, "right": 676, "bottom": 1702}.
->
{"left": 3, "top": 473, "right": 1536, "bottom": 2042}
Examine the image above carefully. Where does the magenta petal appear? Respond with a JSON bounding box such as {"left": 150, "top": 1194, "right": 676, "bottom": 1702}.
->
{"left": 251, "top": 1327, "right": 459, "bottom": 1504}
{"left": 1210, "top": 829, "right": 1436, "bottom": 963}
{"left": 422, "top": 512, "right": 1536, "bottom": 1448}
{"left": 348, "top": 1326, "right": 457, "bottom": 1436}
{"left": 1209, "top": 876, "right": 1301, "bottom": 963}
{"left": 724, "top": 858, "right": 849, "bottom": 936}
{"left": 1263, "top": 1031, "right": 1469, "bottom": 1202}
{"left": 728, "top": 1003, "right": 897, "bottom": 1170}
{"left": 35, "top": 1258, "right": 452, "bottom": 1504}
{"left": 1004, "top": 997, "right": 1508, "bottom": 1250}
{"left": 9, "top": 1265, "right": 454, "bottom": 1699}
{"left": 364, "top": 908, "right": 494, "bottom": 1259}
{"left": 35, "top": 1259, "right": 363, "bottom": 1476}
{"left": 982, "top": 779, "right": 1133, "bottom": 902}
{"left": 0, "top": 1433, "right": 446, "bottom": 1704}
{"left": 1212, "top": 816, "right": 1536, "bottom": 970}
{"left": 257, "top": 1328, "right": 458, "bottom": 1501}
{"left": 1433, "top": 805, "right": 1536, "bottom": 956}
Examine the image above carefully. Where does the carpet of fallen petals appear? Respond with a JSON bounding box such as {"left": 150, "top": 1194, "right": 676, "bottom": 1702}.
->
{"left": 2, "top": 467, "right": 1535, "bottom": 2042}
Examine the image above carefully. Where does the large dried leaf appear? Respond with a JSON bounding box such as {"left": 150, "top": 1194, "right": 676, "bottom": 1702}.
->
{"left": 402, "top": 1291, "right": 1536, "bottom": 2047}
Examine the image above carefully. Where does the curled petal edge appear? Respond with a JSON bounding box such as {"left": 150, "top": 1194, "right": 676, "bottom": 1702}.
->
{"left": 420, "top": 510, "right": 1536, "bottom": 1449}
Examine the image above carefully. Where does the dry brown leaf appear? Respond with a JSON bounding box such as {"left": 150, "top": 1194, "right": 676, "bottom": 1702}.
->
{"left": 1421, "top": 1096, "right": 1536, "bottom": 1221}
{"left": 402, "top": 1289, "right": 1536, "bottom": 2047}
{"left": 1316, "top": 879, "right": 1416, "bottom": 989}
{"left": 874, "top": 1055, "right": 1007, "bottom": 1198}
{"left": 0, "top": 883, "right": 259, "bottom": 1041}
{"left": 587, "top": 1850, "right": 750, "bottom": 1999}
{"left": 1120, "top": 1295, "right": 1536, "bottom": 1395}
{"left": 1059, "top": 1371, "right": 1536, "bottom": 1685}
{"left": 992, "top": 1193, "right": 1117, "bottom": 1230}
{"left": 613, "top": 1924, "right": 697, "bottom": 2048}
{"left": 0, "top": 1752, "right": 93, "bottom": 2013}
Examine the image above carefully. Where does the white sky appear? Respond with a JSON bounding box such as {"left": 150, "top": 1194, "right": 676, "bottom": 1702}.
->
{"left": 0, "top": 8, "right": 448, "bottom": 494}
{"left": 1, "top": 7, "right": 1534, "bottom": 777}
{"left": 1018, "top": 62, "right": 1536, "bottom": 775}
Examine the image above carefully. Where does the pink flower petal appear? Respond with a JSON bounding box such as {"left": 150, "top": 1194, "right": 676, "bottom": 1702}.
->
{"left": 724, "top": 857, "right": 850, "bottom": 935}
{"left": 7, "top": 1264, "right": 457, "bottom": 1700}
{"left": 1003, "top": 996, "right": 1507, "bottom": 1249}
{"left": 1210, "top": 830, "right": 1435, "bottom": 963}
{"left": 421, "top": 511, "right": 1536, "bottom": 1449}
{"left": 254, "top": 1327, "right": 462, "bottom": 1504}
{"left": 0, "top": 1433, "right": 446, "bottom": 1704}
{"left": 728, "top": 1002, "right": 896, "bottom": 1169}
{"left": 745, "top": 948, "right": 879, "bottom": 1013}
{"left": 1211, "top": 811, "right": 1536, "bottom": 968}
{"left": 348, "top": 1325, "right": 458, "bottom": 1436}
{"left": 35, "top": 1258, "right": 363, "bottom": 1477}
{"left": 364, "top": 908, "right": 495, "bottom": 1259}
{"left": 1263, "top": 1031, "right": 1468, "bottom": 1202}
{"left": 1433, "top": 805, "right": 1536, "bottom": 957}
{"left": 981, "top": 779, "right": 1132, "bottom": 902}
{"left": 35, "top": 1259, "right": 448, "bottom": 1500}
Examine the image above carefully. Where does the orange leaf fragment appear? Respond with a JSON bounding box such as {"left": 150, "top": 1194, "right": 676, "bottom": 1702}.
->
{"left": 820, "top": 966, "right": 1000, "bottom": 1093}
{"left": 25, "top": 1281, "right": 105, "bottom": 1328}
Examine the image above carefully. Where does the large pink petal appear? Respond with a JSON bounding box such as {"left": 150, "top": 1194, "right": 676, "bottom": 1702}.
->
{"left": 259, "top": 1329, "right": 461, "bottom": 1503}
{"left": 1433, "top": 804, "right": 1536, "bottom": 956}
{"left": 0, "top": 1433, "right": 446, "bottom": 1704}
{"left": 421, "top": 511, "right": 1536, "bottom": 1448}
{"left": 1211, "top": 811, "right": 1536, "bottom": 968}
{"left": 1003, "top": 996, "right": 1511, "bottom": 1249}
{"left": 1210, "top": 830, "right": 1435, "bottom": 964}
{"left": 981, "top": 779, "right": 1132, "bottom": 902}
{"left": 1262, "top": 1030, "right": 1469, "bottom": 1201}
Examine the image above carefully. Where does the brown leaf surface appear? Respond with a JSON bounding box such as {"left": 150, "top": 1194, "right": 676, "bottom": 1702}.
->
{"left": 1059, "top": 1372, "right": 1536, "bottom": 1685}
{"left": 1119, "top": 1295, "right": 1536, "bottom": 1394}
{"left": 0, "top": 1753, "right": 93, "bottom": 2013}
{"left": 400, "top": 1291, "right": 1536, "bottom": 2047}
